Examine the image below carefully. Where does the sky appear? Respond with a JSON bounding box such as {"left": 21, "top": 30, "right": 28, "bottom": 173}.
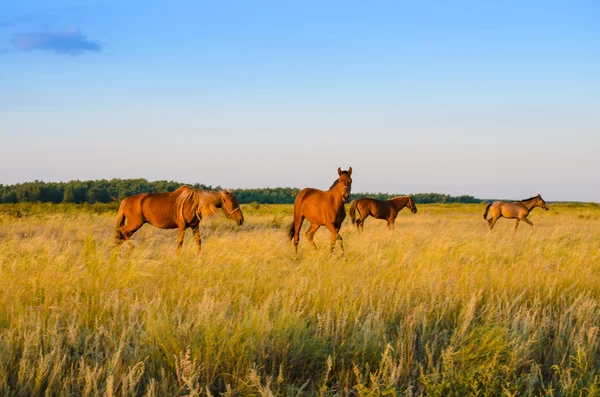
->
{"left": 1, "top": 1, "right": 598, "bottom": 201}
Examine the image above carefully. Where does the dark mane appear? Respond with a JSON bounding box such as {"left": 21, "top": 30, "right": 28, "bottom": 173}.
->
{"left": 329, "top": 171, "right": 349, "bottom": 189}
{"left": 520, "top": 196, "right": 539, "bottom": 202}
{"left": 387, "top": 195, "right": 411, "bottom": 202}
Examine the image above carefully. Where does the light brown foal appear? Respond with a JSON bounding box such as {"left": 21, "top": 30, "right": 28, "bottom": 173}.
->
{"left": 287, "top": 167, "right": 353, "bottom": 254}
{"left": 349, "top": 195, "right": 417, "bottom": 232}
{"left": 483, "top": 194, "right": 549, "bottom": 232}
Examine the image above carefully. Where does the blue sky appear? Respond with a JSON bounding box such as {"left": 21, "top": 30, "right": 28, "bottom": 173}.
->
{"left": 1, "top": 1, "right": 598, "bottom": 201}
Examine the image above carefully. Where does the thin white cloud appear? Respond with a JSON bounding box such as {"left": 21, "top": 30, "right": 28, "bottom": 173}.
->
{"left": 11, "top": 28, "right": 101, "bottom": 55}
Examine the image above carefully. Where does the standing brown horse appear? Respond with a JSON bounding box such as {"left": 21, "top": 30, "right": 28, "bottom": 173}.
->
{"left": 349, "top": 195, "right": 417, "bottom": 232}
{"left": 287, "top": 167, "right": 352, "bottom": 254}
{"left": 483, "top": 194, "right": 549, "bottom": 232}
{"left": 114, "top": 186, "right": 244, "bottom": 254}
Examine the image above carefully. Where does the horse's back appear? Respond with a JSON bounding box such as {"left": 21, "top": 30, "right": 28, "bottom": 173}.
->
{"left": 120, "top": 192, "right": 149, "bottom": 214}
{"left": 144, "top": 192, "right": 180, "bottom": 228}
{"left": 122, "top": 191, "right": 179, "bottom": 229}
{"left": 296, "top": 187, "right": 322, "bottom": 200}
{"left": 493, "top": 201, "right": 527, "bottom": 218}
{"left": 294, "top": 188, "right": 327, "bottom": 208}
{"left": 361, "top": 198, "right": 388, "bottom": 218}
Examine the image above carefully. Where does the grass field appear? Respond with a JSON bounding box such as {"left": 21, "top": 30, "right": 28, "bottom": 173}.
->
{"left": 1, "top": 202, "right": 600, "bottom": 396}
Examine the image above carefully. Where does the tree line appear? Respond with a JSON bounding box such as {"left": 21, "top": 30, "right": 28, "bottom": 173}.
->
{"left": 0, "top": 179, "right": 482, "bottom": 204}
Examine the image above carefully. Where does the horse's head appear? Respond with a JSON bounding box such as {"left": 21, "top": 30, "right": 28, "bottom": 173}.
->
{"left": 220, "top": 190, "right": 244, "bottom": 226}
{"left": 336, "top": 167, "right": 353, "bottom": 202}
{"left": 536, "top": 194, "right": 549, "bottom": 210}
{"left": 407, "top": 196, "right": 418, "bottom": 214}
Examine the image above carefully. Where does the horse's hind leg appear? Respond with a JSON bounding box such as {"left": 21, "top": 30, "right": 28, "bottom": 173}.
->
{"left": 355, "top": 219, "right": 363, "bottom": 233}
{"left": 192, "top": 225, "right": 201, "bottom": 255}
{"left": 176, "top": 226, "right": 186, "bottom": 254}
{"left": 114, "top": 228, "right": 126, "bottom": 245}
{"left": 293, "top": 215, "right": 305, "bottom": 254}
{"left": 488, "top": 217, "right": 499, "bottom": 231}
{"left": 118, "top": 219, "right": 144, "bottom": 247}
{"left": 305, "top": 223, "right": 320, "bottom": 249}
{"left": 358, "top": 213, "right": 368, "bottom": 233}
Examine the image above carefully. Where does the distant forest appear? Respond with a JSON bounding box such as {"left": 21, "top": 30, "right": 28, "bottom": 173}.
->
{"left": 0, "top": 179, "right": 482, "bottom": 205}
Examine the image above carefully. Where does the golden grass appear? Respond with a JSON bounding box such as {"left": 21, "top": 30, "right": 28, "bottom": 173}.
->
{"left": 1, "top": 203, "right": 600, "bottom": 396}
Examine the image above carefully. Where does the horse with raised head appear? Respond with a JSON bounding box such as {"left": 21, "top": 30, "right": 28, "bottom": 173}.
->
{"left": 483, "top": 194, "right": 549, "bottom": 232}
{"left": 114, "top": 186, "right": 244, "bottom": 254}
{"left": 349, "top": 195, "right": 417, "bottom": 232}
{"left": 287, "top": 167, "right": 352, "bottom": 254}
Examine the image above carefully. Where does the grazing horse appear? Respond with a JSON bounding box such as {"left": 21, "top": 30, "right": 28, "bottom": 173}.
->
{"left": 114, "top": 186, "right": 244, "bottom": 254}
{"left": 349, "top": 195, "right": 417, "bottom": 232}
{"left": 287, "top": 167, "right": 353, "bottom": 254}
{"left": 483, "top": 194, "right": 549, "bottom": 232}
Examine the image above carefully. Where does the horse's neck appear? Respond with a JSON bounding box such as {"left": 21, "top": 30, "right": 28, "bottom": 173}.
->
{"left": 389, "top": 198, "right": 406, "bottom": 211}
{"left": 184, "top": 190, "right": 221, "bottom": 218}
{"left": 521, "top": 198, "right": 538, "bottom": 211}
{"left": 207, "top": 191, "right": 221, "bottom": 204}
{"left": 329, "top": 190, "right": 344, "bottom": 203}
{"left": 327, "top": 184, "right": 342, "bottom": 197}
{"left": 326, "top": 187, "right": 345, "bottom": 206}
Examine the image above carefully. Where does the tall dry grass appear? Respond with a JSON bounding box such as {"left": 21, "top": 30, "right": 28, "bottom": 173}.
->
{"left": 1, "top": 203, "right": 599, "bottom": 396}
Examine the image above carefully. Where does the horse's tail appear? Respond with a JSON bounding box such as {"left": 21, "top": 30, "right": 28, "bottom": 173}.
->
{"left": 349, "top": 199, "right": 358, "bottom": 224}
{"left": 114, "top": 199, "right": 127, "bottom": 241}
{"left": 287, "top": 221, "right": 295, "bottom": 240}
{"left": 483, "top": 203, "right": 492, "bottom": 220}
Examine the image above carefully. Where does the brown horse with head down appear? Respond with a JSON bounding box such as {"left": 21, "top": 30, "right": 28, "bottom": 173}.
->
{"left": 114, "top": 186, "right": 244, "bottom": 254}
{"left": 287, "top": 167, "right": 352, "bottom": 254}
{"left": 483, "top": 194, "right": 549, "bottom": 232}
{"left": 349, "top": 195, "right": 417, "bottom": 232}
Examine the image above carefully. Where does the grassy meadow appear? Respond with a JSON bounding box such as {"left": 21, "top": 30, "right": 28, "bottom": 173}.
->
{"left": 1, "top": 202, "right": 600, "bottom": 396}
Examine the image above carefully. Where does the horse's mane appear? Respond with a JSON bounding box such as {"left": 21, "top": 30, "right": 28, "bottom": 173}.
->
{"left": 329, "top": 171, "right": 350, "bottom": 189}
{"left": 520, "top": 195, "right": 539, "bottom": 202}
{"left": 175, "top": 186, "right": 219, "bottom": 223}
{"left": 387, "top": 195, "right": 412, "bottom": 202}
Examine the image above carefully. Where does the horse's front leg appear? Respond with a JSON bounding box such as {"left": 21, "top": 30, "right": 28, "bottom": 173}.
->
{"left": 522, "top": 217, "right": 534, "bottom": 228}
{"left": 192, "top": 225, "right": 201, "bottom": 255}
{"left": 387, "top": 217, "right": 396, "bottom": 230}
{"left": 176, "top": 226, "right": 186, "bottom": 254}
{"left": 325, "top": 223, "right": 344, "bottom": 254}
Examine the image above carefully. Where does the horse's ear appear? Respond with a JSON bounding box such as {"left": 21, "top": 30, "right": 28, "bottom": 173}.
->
{"left": 220, "top": 190, "right": 231, "bottom": 199}
{"left": 348, "top": 167, "right": 352, "bottom": 176}
{"left": 537, "top": 193, "right": 541, "bottom": 197}
{"left": 338, "top": 167, "right": 342, "bottom": 176}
